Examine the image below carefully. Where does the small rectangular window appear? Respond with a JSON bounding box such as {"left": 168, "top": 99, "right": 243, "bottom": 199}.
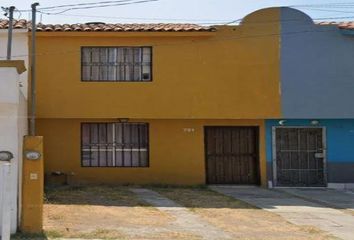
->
{"left": 81, "top": 47, "right": 152, "bottom": 82}
{"left": 81, "top": 122, "right": 149, "bottom": 167}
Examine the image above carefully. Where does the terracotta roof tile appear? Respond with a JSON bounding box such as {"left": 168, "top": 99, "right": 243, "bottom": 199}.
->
{"left": 337, "top": 22, "right": 354, "bottom": 30}
{"left": 0, "top": 19, "right": 214, "bottom": 32}
{"left": 0, "top": 19, "right": 29, "bottom": 29}
{"left": 317, "top": 21, "right": 354, "bottom": 30}
{"left": 2, "top": 19, "right": 354, "bottom": 32}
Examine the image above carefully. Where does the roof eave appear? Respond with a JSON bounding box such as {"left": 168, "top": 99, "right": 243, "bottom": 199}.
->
{"left": 0, "top": 29, "right": 28, "bottom": 35}
{"left": 339, "top": 29, "right": 354, "bottom": 36}
{"left": 33, "top": 31, "right": 216, "bottom": 37}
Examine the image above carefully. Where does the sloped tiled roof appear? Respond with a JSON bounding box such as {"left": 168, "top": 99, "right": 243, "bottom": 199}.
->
{"left": 0, "top": 19, "right": 28, "bottom": 29}
{"left": 1, "top": 19, "right": 354, "bottom": 32}
{"left": 0, "top": 19, "right": 214, "bottom": 32}
{"left": 318, "top": 21, "right": 354, "bottom": 30}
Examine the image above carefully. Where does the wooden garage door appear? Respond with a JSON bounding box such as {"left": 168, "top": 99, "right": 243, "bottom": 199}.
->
{"left": 274, "top": 127, "right": 326, "bottom": 187}
{"left": 205, "top": 127, "right": 260, "bottom": 184}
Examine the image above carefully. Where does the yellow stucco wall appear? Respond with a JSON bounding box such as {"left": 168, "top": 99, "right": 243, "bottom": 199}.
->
{"left": 35, "top": 8, "right": 281, "bottom": 119}
{"left": 21, "top": 136, "right": 44, "bottom": 233}
{"left": 37, "top": 119, "right": 267, "bottom": 186}
{"left": 34, "top": 8, "right": 280, "bottom": 185}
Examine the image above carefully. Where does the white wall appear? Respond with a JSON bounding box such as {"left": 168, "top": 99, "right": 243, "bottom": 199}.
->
{"left": 0, "top": 29, "right": 28, "bottom": 99}
{"left": 16, "top": 84, "right": 27, "bottom": 231}
{"left": 0, "top": 28, "right": 28, "bottom": 236}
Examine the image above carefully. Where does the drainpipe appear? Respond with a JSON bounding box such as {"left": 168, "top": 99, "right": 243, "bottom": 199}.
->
{"left": 6, "top": 6, "right": 15, "bottom": 60}
{"left": 30, "top": 3, "right": 39, "bottom": 136}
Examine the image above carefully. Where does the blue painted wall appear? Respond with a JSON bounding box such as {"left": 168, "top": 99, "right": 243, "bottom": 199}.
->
{"left": 280, "top": 8, "right": 354, "bottom": 118}
{"left": 266, "top": 119, "right": 354, "bottom": 183}
{"left": 266, "top": 119, "right": 354, "bottom": 163}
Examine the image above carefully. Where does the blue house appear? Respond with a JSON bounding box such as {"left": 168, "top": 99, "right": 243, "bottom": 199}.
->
{"left": 266, "top": 8, "right": 354, "bottom": 189}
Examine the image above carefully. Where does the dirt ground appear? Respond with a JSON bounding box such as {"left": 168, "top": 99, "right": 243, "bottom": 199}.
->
{"left": 14, "top": 185, "right": 338, "bottom": 239}
{"left": 43, "top": 186, "right": 187, "bottom": 239}
{"left": 154, "top": 187, "right": 338, "bottom": 240}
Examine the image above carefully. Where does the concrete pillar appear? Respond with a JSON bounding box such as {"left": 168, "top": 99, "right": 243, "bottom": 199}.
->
{"left": 21, "top": 136, "right": 44, "bottom": 233}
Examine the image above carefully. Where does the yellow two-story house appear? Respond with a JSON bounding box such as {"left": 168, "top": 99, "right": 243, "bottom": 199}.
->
{"left": 35, "top": 8, "right": 282, "bottom": 186}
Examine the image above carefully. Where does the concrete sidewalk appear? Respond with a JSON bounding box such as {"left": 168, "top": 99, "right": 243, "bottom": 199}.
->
{"left": 210, "top": 185, "right": 354, "bottom": 240}
{"left": 130, "top": 188, "right": 231, "bottom": 240}
{"left": 279, "top": 188, "right": 354, "bottom": 213}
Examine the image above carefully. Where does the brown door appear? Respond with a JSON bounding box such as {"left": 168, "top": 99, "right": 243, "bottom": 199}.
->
{"left": 274, "top": 127, "right": 326, "bottom": 187}
{"left": 205, "top": 127, "right": 260, "bottom": 184}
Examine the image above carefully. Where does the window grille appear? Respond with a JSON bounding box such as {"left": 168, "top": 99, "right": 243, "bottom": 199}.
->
{"left": 81, "top": 122, "right": 149, "bottom": 167}
{"left": 82, "top": 47, "right": 152, "bottom": 81}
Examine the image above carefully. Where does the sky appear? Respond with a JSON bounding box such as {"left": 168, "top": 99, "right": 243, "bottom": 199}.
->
{"left": 0, "top": 0, "right": 354, "bottom": 24}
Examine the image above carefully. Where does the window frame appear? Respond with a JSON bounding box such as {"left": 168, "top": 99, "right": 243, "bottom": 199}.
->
{"left": 80, "top": 46, "right": 153, "bottom": 82}
{"left": 80, "top": 122, "right": 150, "bottom": 168}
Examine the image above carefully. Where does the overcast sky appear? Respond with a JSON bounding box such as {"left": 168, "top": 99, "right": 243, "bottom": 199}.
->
{"left": 0, "top": 0, "right": 353, "bottom": 24}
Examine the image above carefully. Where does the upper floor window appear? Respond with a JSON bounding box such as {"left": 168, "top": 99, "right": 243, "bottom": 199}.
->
{"left": 81, "top": 47, "right": 152, "bottom": 82}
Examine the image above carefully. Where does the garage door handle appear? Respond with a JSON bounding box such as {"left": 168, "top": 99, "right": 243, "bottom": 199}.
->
{"left": 314, "top": 152, "right": 324, "bottom": 158}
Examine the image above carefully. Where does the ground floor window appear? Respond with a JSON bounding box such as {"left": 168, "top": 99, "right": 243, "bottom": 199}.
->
{"left": 81, "top": 122, "right": 149, "bottom": 167}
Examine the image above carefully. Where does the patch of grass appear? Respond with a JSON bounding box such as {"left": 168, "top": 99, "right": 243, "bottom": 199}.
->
{"left": 75, "top": 228, "right": 125, "bottom": 239}
{"left": 345, "top": 209, "right": 354, "bottom": 216}
{"left": 301, "top": 225, "right": 340, "bottom": 239}
{"left": 44, "top": 230, "right": 63, "bottom": 239}
{"left": 47, "top": 214, "right": 64, "bottom": 221}
{"left": 13, "top": 229, "right": 125, "bottom": 240}
{"left": 11, "top": 232, "right": 46, "bottom": 240}
{"left": 152, "top": 186, "right": 255, "bottom": 209}
{"left": 148, "top": 231, "right": 203, "bottom": 240}
{"left": 11, "top": 230, "right": 63, "bottom": 239}
{"left": 143, "top": 183, "right": 208, "bottom": 190}
{"left": 45, "top": 185, "right": 150, "bottom": 207}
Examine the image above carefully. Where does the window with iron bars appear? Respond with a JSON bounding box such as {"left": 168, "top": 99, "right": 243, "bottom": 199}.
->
{"left": 81, "top": 47, "right": 152, "bottom": 81}
{"left": 81, "top": 123, "right": 149, "bottom": 167}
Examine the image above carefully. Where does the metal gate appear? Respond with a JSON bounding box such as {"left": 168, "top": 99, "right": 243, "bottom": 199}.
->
{"left": 272, "top": 127, "right": 326, "bottom": 187}
{"left": 205, "top": 127, "right": 260, "bottom": 184}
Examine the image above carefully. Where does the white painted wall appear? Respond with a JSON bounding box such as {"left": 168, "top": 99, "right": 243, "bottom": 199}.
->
{"left": 0, "top": 66, "right": 28, "bottom": 234}
{"left": 0, "top": 29, "right": 28, "bottom": 234}
{"left": 0, "top": 29, "right": 28, "bottom": 99}
{"left": 0, "top": 163, "right": 12, "bottom": 240}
